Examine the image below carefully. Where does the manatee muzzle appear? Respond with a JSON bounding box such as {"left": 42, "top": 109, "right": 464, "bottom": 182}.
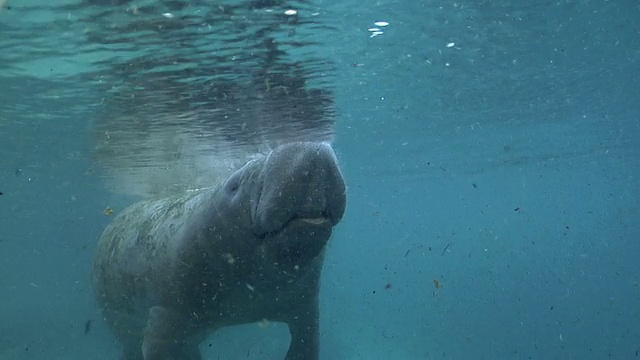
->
{"left": 253, "top": 142, "right": 346, "bottom": 238}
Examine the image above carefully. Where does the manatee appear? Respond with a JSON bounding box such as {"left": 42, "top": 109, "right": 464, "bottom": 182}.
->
{"left": 92, "top": 141, "right": 347, "bottom": 360}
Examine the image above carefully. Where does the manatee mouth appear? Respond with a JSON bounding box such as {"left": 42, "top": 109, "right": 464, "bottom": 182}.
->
{"left": 285, "top": 212, "right": 332, "bottom": 229}
{"left": 257, "top": 213, "right": 331, "bottom": 239}
{"left": 297, "top": 217, "right": 330, "bottom": 225}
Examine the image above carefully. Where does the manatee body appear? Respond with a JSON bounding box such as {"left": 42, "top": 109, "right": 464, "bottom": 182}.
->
{"left": 92, "top": 142, "right": 347, "bottom": 360}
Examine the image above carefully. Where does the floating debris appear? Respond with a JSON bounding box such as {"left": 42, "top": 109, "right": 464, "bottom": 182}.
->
{"left": 103, "top": 207, "right": 114, "bottom": 216}
{"left": 222, "top": 253, "right": 236, "bottom": 265}
{"left": 441, "top": 242, "right": 452, "bottom": 256}
{"left": 368, "top": 20, "right": 389, "bottom": 38}
{"left": 432, "top": 279, "right": 443, "bottom": 289}
{"left": 284, "top": 9, "right": 297, "bottom": 16}
{"left": 446, "top": 42, "right": 455, "bottom": 48}
{"left": 84, "top": 319, "right": 93, "bottom": 335}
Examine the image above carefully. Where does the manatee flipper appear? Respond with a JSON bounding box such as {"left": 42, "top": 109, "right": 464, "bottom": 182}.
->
{"left": 142, "top": 306, "right": 202, "bottom": 360}
{"left": 287, "top": 319, "right": 319, "bottom": 360}
{"left": 285, "top": 297, "right": 320, "bottom": 360}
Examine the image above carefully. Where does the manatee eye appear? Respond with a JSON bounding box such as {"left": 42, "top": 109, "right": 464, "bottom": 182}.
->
{"left": 230, "top": 182, "right": 239, "bottom": 192}
{"left": 226, "top": 177, "right": 240, "bottom": 193}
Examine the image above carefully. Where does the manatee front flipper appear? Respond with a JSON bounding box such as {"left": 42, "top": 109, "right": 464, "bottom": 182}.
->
{"left": 142, "top": 306, "right": 202, "bottom": 360}
{"left": 285, "top": 303, "right": 320, "bottom": 360}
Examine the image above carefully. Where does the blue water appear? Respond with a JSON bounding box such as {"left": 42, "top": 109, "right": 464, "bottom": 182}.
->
{"left": 1, "top": 1, "right": 639, "bottom": 359}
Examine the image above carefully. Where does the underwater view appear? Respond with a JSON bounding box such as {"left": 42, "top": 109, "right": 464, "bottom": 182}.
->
{"left": 1, "top": 0, "right": 639, "bottom": 359}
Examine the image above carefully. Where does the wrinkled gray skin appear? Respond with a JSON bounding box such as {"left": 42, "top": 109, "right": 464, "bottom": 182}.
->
{"left": 92, "top": 142, "right": 346, "bottom": 360}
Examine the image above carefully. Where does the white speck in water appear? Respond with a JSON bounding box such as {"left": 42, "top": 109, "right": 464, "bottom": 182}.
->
{"left": 447, "top": 42, "right": 455, "bottom": 48}
{"left": 162, "top": 12, "right": 174, "bottom": 19}
{"left": 374, "top": 21, "right": 389, "bottom": 27}
{"left": 284, "top": 9, "right": 297, "bottom": 16}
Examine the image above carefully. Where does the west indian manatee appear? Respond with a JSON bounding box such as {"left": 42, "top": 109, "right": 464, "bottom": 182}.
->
{"left": 92, "top": 142, "right": 347, "bottom": 360}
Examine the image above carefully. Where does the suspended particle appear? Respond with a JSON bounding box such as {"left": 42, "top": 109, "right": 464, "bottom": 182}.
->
{"left": 258, "top": 319, "right": 270, "bottom": 328}
{"left": 432, "top": 279, "right": 443, "bottom": 289}
{"left": 284, "top": 9, "right": 297, "bottom": 16}
{"left": 374, "top": 21, "right": 389, "bottom": 27}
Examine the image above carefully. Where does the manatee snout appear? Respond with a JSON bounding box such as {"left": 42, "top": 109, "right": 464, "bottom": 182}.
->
{"left": 254, "top": 142, "right": 346, "bottom": 236}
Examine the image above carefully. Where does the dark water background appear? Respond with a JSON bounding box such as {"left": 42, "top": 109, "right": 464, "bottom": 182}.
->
{"left": 1, "top": 0, "right": 639, "bottom": 359}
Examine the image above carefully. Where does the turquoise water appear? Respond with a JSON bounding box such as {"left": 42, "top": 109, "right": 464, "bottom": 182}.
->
{"left": 1, "top": 1, "right": 639, "bottom": 359}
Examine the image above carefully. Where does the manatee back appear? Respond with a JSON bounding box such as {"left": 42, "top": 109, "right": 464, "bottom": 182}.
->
{"left": 92, "top": 189, "right": 218, "bottom": 303}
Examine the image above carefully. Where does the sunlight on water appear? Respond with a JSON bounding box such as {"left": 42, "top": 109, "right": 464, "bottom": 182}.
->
{"left": 2, "top": 0, "right": 336, "bottom": 197}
